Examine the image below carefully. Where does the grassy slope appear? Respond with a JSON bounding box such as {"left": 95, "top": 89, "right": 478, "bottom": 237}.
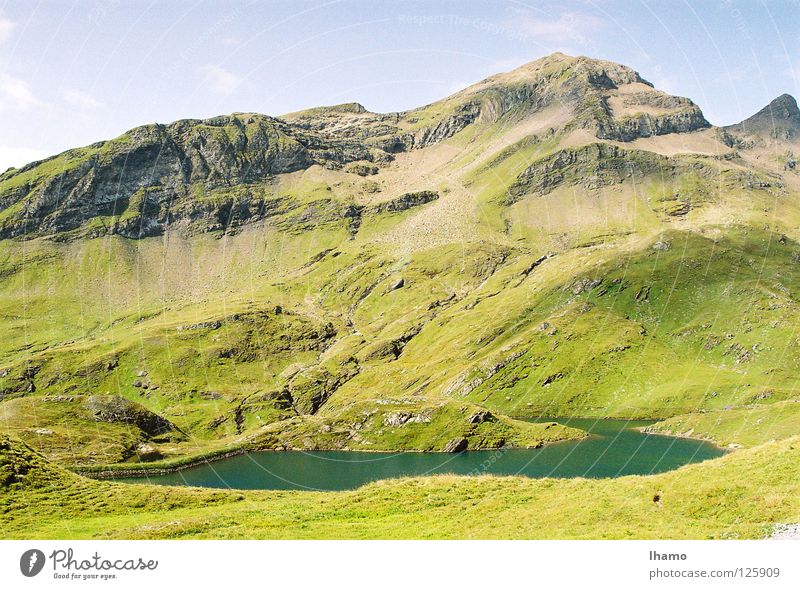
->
{"left": 0, "top": 208, "right": 588, "bottom": 464}
{"left": 645, "top": 401, "right": 800, "bottom": 448}
{"left": 465, "top": 228, "right": 800, "bottom": 418}
{"left": 2, "top": 435, "right": 798, "bottom": 539}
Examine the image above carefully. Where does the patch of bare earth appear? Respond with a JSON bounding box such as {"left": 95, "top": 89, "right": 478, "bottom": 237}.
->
{"left": 769, "top": 524, "right": 800, "bottom": 539}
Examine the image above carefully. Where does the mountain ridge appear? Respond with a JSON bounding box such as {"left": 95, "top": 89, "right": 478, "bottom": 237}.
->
{"left": 0, "top": 52, "right": 721, "bottom": 241}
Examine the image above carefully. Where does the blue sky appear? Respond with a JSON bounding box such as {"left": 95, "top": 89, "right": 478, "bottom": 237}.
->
{"left": 0, "top": 0, "right": 798, "bottom": 171}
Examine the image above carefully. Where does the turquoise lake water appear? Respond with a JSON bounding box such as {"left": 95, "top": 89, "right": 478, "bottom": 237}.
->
{"left": 118, "top": 418, "right": 724, "bottom": 491}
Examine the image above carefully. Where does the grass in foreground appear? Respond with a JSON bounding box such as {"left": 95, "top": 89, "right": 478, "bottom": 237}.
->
{"left": 2, "top": 434, "right": 798, "bottom": 540}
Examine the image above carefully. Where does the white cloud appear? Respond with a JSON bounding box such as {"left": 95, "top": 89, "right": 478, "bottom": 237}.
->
{"left": 0, "top": 145, "right": 49, "bottom": 173}
{"left": 62, "top": 89, "right": 104, "bottom": 109}
{"left": 0, "top": 11, "right": 15, "bottom": 43}
{"left": 0, "top": 71, "right": 41, "bottom": 112}
{"left": 508, "top": 10, "right": 606, "bottom": 46}
{"left": 201, "top": 65, "right": 242, "bottom": 95}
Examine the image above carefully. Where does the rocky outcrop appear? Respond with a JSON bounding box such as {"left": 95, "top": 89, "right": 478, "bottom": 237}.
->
{"left": 345, "top": 162, "right": 379, "bottom": 176}
{"left": 595, "top": 107, "right": 710, "bottom": 141}
{"left": 0, "top": 113, "right": 391, "bottom": 240}
{"left": 410, "top": 102, "right": 483, "bottom": 147}
{"left": 83, "top": 395, "right": 176, "bottom": 436}
{"left": 467, "top": 409, "right": 494, "bottom": 424}
{"left": 359, "top": 324, "right": 422, "bottom": 363}
{"left": 382, "top": 410, "right": 432, "bottom": 427}
{"left": 443, "top": 436, "right": 468, "bottom": 452}
{"left": 370, "top": 190, "right": 439, "bottom": 214}
{"left": 506, "top": 143, "right": 669, "bottom": 203}
{"left": 620, "top": 92, "right": 695, "bottom": 110}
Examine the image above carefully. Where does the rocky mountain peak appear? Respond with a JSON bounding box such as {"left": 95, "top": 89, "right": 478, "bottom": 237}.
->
{"left": 445, "top": 52, "right": 705, "bottom": 140}
{"left": 762, "top": 93, "right": 799, "bottom": 117}
{"left": 725, "top": 93, "right": 800, "bottom": 140}
{"left": 459, "top": 52, "right": 650, "bottom": 98}
{"left": 561, "top": 54, "right": 652, "bottom": 88}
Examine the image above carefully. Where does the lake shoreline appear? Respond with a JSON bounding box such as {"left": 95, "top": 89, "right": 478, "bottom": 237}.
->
{"left": 77, "top": 441, "right": 561, "bottom": 480}
{"left": 637, "top": 425, "right": 734, "bottom": 452}
{"left": 78, "top": 419, "right": 593, "bottom": 480}
{"left": 80, "top": 418, "right": 726, "bottom": 488}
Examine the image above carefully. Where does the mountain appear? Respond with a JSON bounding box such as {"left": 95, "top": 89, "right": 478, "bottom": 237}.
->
{"left": 0, "top": 53, "right": 710, "bottom": 240}
{"left": 1, "top": 53, "right": 799, "bottom": 472}
{"left": 725, "top": 93, "right": 800, "bottom": 141}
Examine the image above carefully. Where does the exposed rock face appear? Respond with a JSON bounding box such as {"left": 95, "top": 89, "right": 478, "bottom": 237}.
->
{"left": 621, "top": 92, "right": 694, "bottom": 110}
{"left": 382, "top": 410, "right": 432, "bottom": 427}
{"left": 589, "top": 89, "right": 710, "bottom": 141}
{"left": 443, "top": 436, "right": 468, "bottom": 452}
{"left": 506, "top": 143, "right": 669, "bottom": 203}
{"left": 725, "top": 94, "right": 800, "bottom": 141}
{"left": 384, "top": 411, "right": 413, "bottom": 427}
{"left": 82, "top": 395, "right": 175, "bottom": 436}
{"left": 410, "top": 102, "right": 483, "bottom": 148}
{"left": 371, "top": 190, "right": 439, "bottom": 214}
{"left": 595, "top": 107, "right": 710, "bottom": 141}
{"left": 0, "top": 114, "right": 387, "bottom": 239}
